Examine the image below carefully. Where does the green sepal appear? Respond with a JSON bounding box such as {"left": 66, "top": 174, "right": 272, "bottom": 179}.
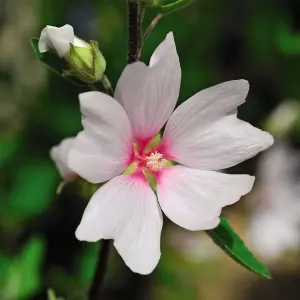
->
{"left": 144, "top": 133, "right": 162, "bottom": 152}
{"left": 68, "top": 40, "right": 106, "bottom": 84}
{"left": 31, "top": 38, "right": 65, "bottom": 76}
{"left": 206, "top": 217, "right": 271, "bottom": 279}
{"left": 31, "top": 38, "right": 88, "bottom": 87}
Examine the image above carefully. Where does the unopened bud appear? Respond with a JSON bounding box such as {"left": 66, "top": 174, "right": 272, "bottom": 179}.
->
{"left": 66, "top": 40, "right": 106, "bottom": 83}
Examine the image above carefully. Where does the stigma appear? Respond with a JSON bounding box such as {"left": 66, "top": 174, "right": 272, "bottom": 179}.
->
{"left": 145, "top": 151, "right": 167, "bottom": 172}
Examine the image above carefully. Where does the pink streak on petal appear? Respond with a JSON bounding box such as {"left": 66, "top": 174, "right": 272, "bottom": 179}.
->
{"left": 156, "top": 139, "right": 176, "bottom": 161}
{"left": 154, "top": 166, "right": 174, "bottom": 187}
{"left": 127, "top": 146, "right": 135, "bottom": 165}
{"left": 136, "top": 137, "right": 153, "bottom": 154}
{"left": 129, "top": 170, "right": 148, "bottom": 183}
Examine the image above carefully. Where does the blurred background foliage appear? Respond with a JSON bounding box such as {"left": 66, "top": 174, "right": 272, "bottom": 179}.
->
{"left": 1, "top": 0, "right": 300, "bottom": 299}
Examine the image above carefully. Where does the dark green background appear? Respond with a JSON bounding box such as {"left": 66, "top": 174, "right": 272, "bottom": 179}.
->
{"left": 1, "top": 0, "right": 300, "bottom": 299}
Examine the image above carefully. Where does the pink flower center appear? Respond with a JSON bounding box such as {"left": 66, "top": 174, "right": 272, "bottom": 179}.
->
{"left": 134, "top": 150, "right": 167, "bottom": 173}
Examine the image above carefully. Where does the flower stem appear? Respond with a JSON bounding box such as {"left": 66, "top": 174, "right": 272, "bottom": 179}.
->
{"left": 88, "top": 3, "right": 144, "bottom": 299}
{"left": 127, "top": 0, "right": 144, "bottom": 63}
{"left": 88, "top": 240, "right": 111, "bottom": 300}
{"left": 88, "top": 84, "right": 97, "bottom": 91}
{"left": 101, "top": 75, "right": 114, "bottom": 97}
{"left": 137, "top": 13, "right": 163, "bottom": 60}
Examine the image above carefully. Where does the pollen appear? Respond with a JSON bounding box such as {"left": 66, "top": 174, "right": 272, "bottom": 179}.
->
{"left": 145, "top": 151, "right": 167, "bottom": 172}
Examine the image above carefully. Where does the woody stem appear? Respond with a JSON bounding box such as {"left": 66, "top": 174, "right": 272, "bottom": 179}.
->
{"left": 127, "top": 0, "right": 144, "bottom": 63}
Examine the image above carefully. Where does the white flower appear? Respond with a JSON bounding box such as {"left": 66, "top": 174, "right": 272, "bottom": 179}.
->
{"left": 38, "top": 24, "right": 87, "bottom": 58}
{"left": 50, "top": 138, "right": 77, "bottom": 182}
{"left": 66, "top": 32, "right": 273, "bottom": 274}
{"left": 248, "top": 142, "right": 300, "bottom": 261}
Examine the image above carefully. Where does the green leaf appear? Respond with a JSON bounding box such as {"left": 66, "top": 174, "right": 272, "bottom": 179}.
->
{"left": 138, "top": 0, "right": 166, "bottom": 7}
{"left": 206, "top": 218, "right": 271, "bottom": 279}
{"left": 17, "top": 237, "right": 45, "bottom": 298}
{"left": 0, "top": 132, "right": 20, "bottom": 168}
{"left": 0, "top": 237, "right": 45, "bottom": 299}
{"left": 160, "top": 0, "right": 197, "bottom": 15}
{"left": 8, "top": 160, "right": 58, "bottom": 219}
{"left": 77, "top": 243, "right": 99, "bottom": 284}
{"left": 276, "top": 22, "right": 300, "bottom": 55}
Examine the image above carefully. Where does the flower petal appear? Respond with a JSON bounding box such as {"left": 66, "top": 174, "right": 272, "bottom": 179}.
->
{"left": 160, "top": 80, "right": 273, "bottom": 170}
{"left": 68, "top": 92, "right": 133, "bottom": 183}
{"left": 38, "top": 24, "right": 75, "bottom": 58}
{"left": 157, "top": 166, "right": 254, "bottom": 231}
{"left": 115, "top": 32, "right": 181, "bottom": 144}
{"left": 76, "top": 174, "right": 163, "bottom": 275}
{"left": 73, "top": 37, "right": 88, "bottom": 48}
{"left": 50, "top": 137, "right": 77, "bottom": 181}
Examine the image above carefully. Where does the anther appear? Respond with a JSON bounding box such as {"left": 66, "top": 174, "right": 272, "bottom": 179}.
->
{"left": 145, "top": 151, "right": 167, "bottom": 172}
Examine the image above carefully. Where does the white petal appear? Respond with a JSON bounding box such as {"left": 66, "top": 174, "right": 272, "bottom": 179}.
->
{"left": 76, "top": 174, "right": 163, "bottom": 274}
{"left": 50, "top": 137, "right": 77, "bottom": 181}
{"left": 38, "top": 24, "right": 74, "bottom": 58}
{"left": 68, "top": 92, "right": 133, "bottom": 184}
{"left": 157, "top": 166, "right": 254, "bottom": 231}
{"left": 73, "top": 37, "right": 88, "bottom": 48}
{"left": 115, "top": 32, "right": 181, "bottom": 144}
{"left": 161, "top": 80, "right": 273, "bottom": 170}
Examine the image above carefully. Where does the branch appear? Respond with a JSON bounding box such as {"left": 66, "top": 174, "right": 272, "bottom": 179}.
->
{"left": 101, "top": 75, "right": 114, "bottom": 97}
{"left": 137, "top": 13, "right": 163, "bottom": 59}
{"left": 127, "top": 0, "right": 144, "bottom": 63}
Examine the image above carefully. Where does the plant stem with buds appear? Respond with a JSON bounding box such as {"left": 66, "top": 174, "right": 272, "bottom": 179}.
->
{"left": 88, "top": 2, "right": 144, "bottom": 299}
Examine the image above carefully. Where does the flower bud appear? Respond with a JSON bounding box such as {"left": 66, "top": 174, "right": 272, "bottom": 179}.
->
{"left": 66, "top": 40, "right": 106, "bottom": 83}
{"left": 38, "top": 24, "right": 87, "bottom": 59}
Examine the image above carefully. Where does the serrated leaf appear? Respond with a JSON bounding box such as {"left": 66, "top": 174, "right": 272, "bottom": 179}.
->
{"left": 206, "top": 217, "right": 271, "bottom": 279}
